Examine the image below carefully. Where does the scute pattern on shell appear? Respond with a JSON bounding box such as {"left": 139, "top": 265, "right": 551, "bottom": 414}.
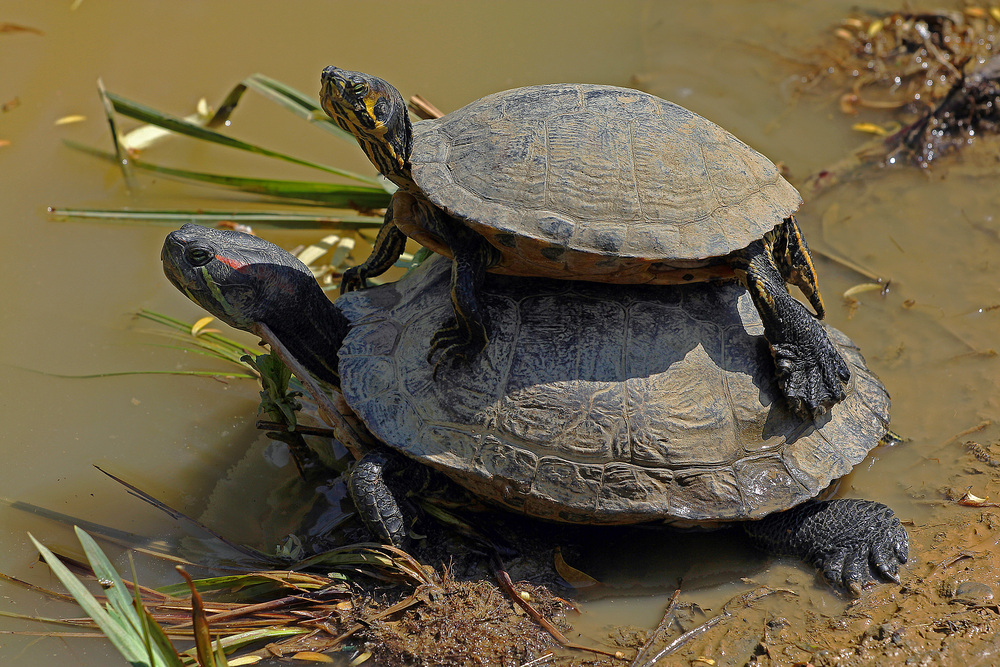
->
{"left": 410, "top": 84, "right": 802, "bottom": 261}
{"left": 337, "top": 258, "right": 889, "bottom": 525}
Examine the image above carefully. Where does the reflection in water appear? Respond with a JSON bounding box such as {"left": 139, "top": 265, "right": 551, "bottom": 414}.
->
{"left": 2, "top": 0, "right": 998, "bottom": 664}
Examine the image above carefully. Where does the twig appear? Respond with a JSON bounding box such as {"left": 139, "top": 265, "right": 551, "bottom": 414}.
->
{"left": 253, "top": 322, "right": 375, "bottom": 458}
{"left": 255, "top": 420, "right": 337, "bottom": 437}
{"left": 495, "top": 568, "right": 626, "bottom": 660}
{"left": 930, "top": 550, "right": 975, "bottom": 574}
{"left": 631, "top": 585, "right": 682, "bottom": 666}
{"left": 408, "top": 95, "right": 444, "bottom": 120}
{"left": 635, "top": 615, "right": 726, "bottom": 667}
{"left": 518, "top": 651, "right": 556, "bottom": 667}
{"left": 809, "top": 245, "right": 884, "bottom": 283}
{"left": 634, "top": 586, "right": 792, "bottom": 667}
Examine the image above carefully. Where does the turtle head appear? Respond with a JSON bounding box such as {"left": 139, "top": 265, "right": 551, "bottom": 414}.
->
{"left": 161, "top": 224, "right": 346, "bottom": 385}
{"left": 320, "top": 66, "right": 413, "bottom": 189}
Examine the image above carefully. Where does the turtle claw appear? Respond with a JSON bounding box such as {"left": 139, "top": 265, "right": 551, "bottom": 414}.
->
{"left": 340, "top": 266, "right": 367, "bottom": 294}
{"left": 427, "top": 317, "right": 488, "bottom": 368}
{"left": 805, "top": 499, "right": 909, "bottom": 595}
{"left": 770, "top": 323, "right": 851, "bottom": 419}
{"left": 744, "top": 499, "right": 908, "bottom": 596}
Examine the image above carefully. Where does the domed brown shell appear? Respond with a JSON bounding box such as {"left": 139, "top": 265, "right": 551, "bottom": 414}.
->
{"left": 409, "top": 84, "right": 801, "bottom": 279}
{"left": 336, "top": 258, "right": 889, "bottom": 525}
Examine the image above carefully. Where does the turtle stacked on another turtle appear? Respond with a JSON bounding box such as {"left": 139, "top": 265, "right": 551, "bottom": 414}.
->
{"left": 162, "top": 224, "right": 908, "bottom": 593}
{"left": 319, "top": 67, "right": 849, "bottom": 418}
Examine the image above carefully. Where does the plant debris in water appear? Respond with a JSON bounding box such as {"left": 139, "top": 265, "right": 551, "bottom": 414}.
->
{"left": 808, "top": 6, "right": 1000, "bottom": 167}
{"left": 8, "top": 526, "right": 581, "bottom": 666}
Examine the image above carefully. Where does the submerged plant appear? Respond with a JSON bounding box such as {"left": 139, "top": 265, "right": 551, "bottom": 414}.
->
{"left": 12, "top": 527, "right": 449, "bottom": 665}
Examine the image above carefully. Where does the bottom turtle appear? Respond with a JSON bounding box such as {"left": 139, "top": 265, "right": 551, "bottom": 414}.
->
{"left": 161, "top": 224, "right": 908, "bottom": 592}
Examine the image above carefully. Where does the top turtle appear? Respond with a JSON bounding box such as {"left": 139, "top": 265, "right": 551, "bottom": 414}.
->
{"left": 320, "top": 67, "right": 849, "bottom": 417}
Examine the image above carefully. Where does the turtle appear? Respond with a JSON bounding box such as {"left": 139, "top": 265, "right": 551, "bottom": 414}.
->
{"left": 319, "top": 66, "right": 850, "bottom": 418}
{"left": 161, "top": 224, "right": 908, "bottom": 592}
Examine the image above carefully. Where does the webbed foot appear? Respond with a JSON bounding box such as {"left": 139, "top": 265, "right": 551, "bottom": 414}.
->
{"left": 738, "top": 236, "right": 850, "bottom": 419}
{"left": 770, "top": 316, "right": 851, "bottom": 418}
{"left": 340, "top": 265, "right": 368, "bottom": 294}
{"left": 427, "top": 316, "right": 489, "bottom": 369}
{"left": 746, "top": 499, "right": 908, "bottom": 596}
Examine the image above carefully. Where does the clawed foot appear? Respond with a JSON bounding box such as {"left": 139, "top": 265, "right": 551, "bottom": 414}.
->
{"left": 427, "top": 317, "right": 489, "bottom": 370}
{"left": 340, "top": 266, "right": 367, "bottom": 294}
{"left": 771, "top": 325, "right": 851, "bottom": 419}
{"left": 746, "top": 498, "right": 908, "bottom": 596}
{"left": 803, "top": 500, "right": 909, "bottom": 595}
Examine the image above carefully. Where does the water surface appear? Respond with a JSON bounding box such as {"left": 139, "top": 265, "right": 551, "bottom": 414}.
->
{"left": 2, "top": 1, "right": 997, "bottom": 664}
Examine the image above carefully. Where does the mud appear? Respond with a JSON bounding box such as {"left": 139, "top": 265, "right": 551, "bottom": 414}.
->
{"left": 331, "top": 435, "right": 1000, "bottom": 667}
{"left": 4, "top": 2, "right": 1000, "bottom": 665}
{"left": 355, "top": 578, "right": 569, "bottom": 667}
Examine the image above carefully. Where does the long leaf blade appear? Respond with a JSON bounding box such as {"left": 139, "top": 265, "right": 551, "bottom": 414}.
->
{"left": 75, "top": 527, "right": 177, "bottom": 666}
{"left": 243, "top": 73, "right": 356, "bottom": 142}
{"left": 48, "top": 207, "right": 382, "bottom": 229}
{"left": 128, "top": 554, "right": 185, "bottom": 667}
{"left": 104, "top": 91, "right": 380, "bottom": 185}
{"left": 29, "top": 533, "right": 149, "bottom": 665}
{"left": 64, "top": 140, "right": 389, "bottom": 208}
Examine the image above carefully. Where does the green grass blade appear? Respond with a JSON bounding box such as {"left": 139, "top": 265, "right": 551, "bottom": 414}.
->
{"left": 178, "top": 627, "right": 308, "bottom": 662}
{"left": 120, "top": 161, "right": 388, "bottom": 207}
{"left": 129, "top": 554, "right": 185, "bottom": 667}
{"left": 141, "top": 342, "right": 250, "bottom": 367}
{"left": 75, "top": 529, "right": 152, "bottom": 639}
{"left": 104, "top": 90, "right": 380, "bottom": 185}
{"left": 47, "top": 208, "right": 381, "bottom": 229}
{"left": 96, "top": 77, "right": 136, "bottom": 189}
{"left": 63, "top": 140, "right": 389, "bottom": 208}
{"left": 34, "top": 370, "right": 254, "bottom": 380}
{"left": 135, "top": 310, "right": 250, "bottom": 349}
{"left": 242, "top": 73, "right": 357, "bottom": 142}
{"left": 29, "top": 533, "right": 152, "bottom": 665}
{"left": 154, "top": 574, "right": 308, "bottom": 599}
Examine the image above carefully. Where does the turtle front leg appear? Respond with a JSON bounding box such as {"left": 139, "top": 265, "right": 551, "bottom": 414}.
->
{"left": 734, "top": 240, "right": 850, "bottom": 418}
{"left": 744, "top": 499, "right": 909, "bottom": 595}
{"left": 773, "top": 216, "right": 825, "bottom": 319}
{"left": 425, "top": 216, "right": 499, "bottom": 367}
{"left": 340, "top": 195, "right": 408, "bottom": 294}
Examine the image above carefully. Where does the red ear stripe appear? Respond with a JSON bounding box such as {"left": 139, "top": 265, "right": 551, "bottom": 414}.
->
{"left": 215, "top": 254, "right": 246, "bottom": 270}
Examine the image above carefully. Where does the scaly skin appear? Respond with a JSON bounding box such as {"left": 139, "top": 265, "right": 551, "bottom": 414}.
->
{"left": 744, "top": 499, "right": 909, "bottom": 594}
{"left": 348, "top": 450, "right": 411, "bottom": 547}
{"left": 734, "top": 231, "right": 851, "bottom": 418}
{"left": 340, "top": 201, "right": 409, "bottom": 294}
{"left": 323, "top": 67, "right": 498, "bottom": 363}
{"left": 162, "top": 225, "right": 905, "bottom": 589}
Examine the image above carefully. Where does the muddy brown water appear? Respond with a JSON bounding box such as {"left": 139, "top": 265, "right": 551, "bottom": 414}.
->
{"left": 2, "top": 1, "right": 998, "bottom": 665}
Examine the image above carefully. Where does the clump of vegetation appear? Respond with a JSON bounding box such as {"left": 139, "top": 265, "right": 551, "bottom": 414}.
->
{"left": 807, "top": 6, "right": 1000, "bottom": 167}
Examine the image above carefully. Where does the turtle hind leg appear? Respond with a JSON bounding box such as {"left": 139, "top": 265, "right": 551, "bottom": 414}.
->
{"left": 736, "top": 239, "right": 850, "bottom": 418}
{"left": 340, "top": 197, "right": 408, "bottom": 294}
{"left": 347, "top": 450, "right": 414, "bottom": 547}
{"left": 426, "top": 222, "right": 498, "bottom": 367}
{"left": 744, "top": 499, "right": 908, "bottom": 595}
{"left": 773, "top": 216, "right": 825, "bottom": 319}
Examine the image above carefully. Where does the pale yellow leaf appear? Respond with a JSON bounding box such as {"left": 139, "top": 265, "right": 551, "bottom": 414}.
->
{"left": 55, "top": 114, "right": 87, "bottom": 126}
{"left": 191, "top": 316, "right": 216, "bottom": 336}
{"left": 292, "top": 651, "right": 336, "bottom": 662}
{"left": 843, "top": 283, "right": 883, "bottom": 298}
{"left": 553, "top": 546, "right": 601, "bottom": 588}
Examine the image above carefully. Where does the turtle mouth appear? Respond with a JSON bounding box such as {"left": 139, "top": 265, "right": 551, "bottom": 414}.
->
{"left": 320, "top": 66, "right": 352, "bottom": 106}
{"left": 160, "top": 231, "right": 202, "bottom": 292}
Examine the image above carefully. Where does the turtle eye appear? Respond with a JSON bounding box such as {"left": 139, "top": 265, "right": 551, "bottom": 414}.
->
{"left": 185, "top": 245, "right": 213, "bottom": 267}
{"left": 350, "top": 79, "right": 369, "bottom": 97}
